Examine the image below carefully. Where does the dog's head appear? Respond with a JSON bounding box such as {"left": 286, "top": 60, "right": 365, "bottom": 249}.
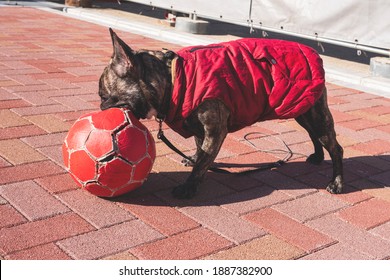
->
{"left": 98, "top": 28, "right": 172, "bottom": 119}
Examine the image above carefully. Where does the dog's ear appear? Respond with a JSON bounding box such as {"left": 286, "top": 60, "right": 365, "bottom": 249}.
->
{"left": 109, "top": 28, "right": 136, "bottom": 77}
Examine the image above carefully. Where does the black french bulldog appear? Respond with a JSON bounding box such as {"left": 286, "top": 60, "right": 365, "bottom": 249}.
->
{"left": 99, "top": 28, "right": 344, "bottom": 199}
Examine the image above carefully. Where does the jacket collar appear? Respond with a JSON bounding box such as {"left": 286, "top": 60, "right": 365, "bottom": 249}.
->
{"left": 157, "top": 55, "right": 178, "bottom": 121}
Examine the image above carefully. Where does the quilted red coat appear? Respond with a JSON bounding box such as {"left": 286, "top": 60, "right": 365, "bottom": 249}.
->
{"left": 164, "top": 38, "right": 325, "bottom": 138}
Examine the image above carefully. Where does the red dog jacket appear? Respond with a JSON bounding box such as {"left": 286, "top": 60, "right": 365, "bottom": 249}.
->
{"left": 164, "top": 38, "right": 325, "bottom": 138}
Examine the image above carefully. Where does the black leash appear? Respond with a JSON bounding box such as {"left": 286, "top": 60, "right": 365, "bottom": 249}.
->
{"left": 157, "top": 120, "right": 195, "bottom": 165}
{"left": 156, "top": 119, "right": 292, "bottom": 175}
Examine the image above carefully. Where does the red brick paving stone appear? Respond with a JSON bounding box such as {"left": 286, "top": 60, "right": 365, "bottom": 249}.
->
{"left": 338, "top": 198, "right": 390, "bottom": 229}
{"left": 6, "top": 243, "right": 72, "bottom": 260}
{"left": 242, "top": 136, "right": 296, "bottom": 159}
{"left": 299, "top": 243, "right": 372, "bottom": 260}
{"left": 39, "top": 86, "right": 95, "bottom": 97}
{"left": 359, "top": 104, "right": 390, "bottom": 116}
{"left": 331, "top": 110, "right": 361, "bottom": 123}
{"left": 342, "top": 149, "right": 368, "bottom": 162}
{"left": 336, "top": 134, "right": 361, "bottom": 147}
{"left": 370, "top": 170, "right": 390, "bottom": 187}
{"left": 0, "top": 125, "right": 46, "bottom": 141}
{"left": 0, "top": 212, "right": 94, "bottom": 255}
{"left": 152, "top": 155, "right": 192, "bottom": 178}
{"left": 356, "top": 155, "right": 390, "bottom": 172}
{"left": 167, "top": 146, "right": 234, "bottom": 163}
{"left": 213, "top": 151, "right": 280, "bottom": 173}
{"left": 275, "top": 130, "right": 311, "bottom": 146}
{"left": 0, "top": 204, "right": 27, "bottom": 228}
{"left": 55, "top": 110, "right": 94, "bottom": 122}
{"left": 217, "top": 186, "right": 292, "bottom": 215}
{"left": 57, "top": 189, "right": 135, "bottom": 229}
{"left": 78, "top": 93, "right": 100, "bottom": 103}
{"left": 277, "top": 158, "right": 330, "bottom": 178}
{"left": 21, "top": 132, "right": 67, "bottom": 148}
{"left": 0, "top": 99, "right": 30, "bottom": 109}
{"left": 307, "top": 214, "right": 390, "bottom": 259}
{"left": 156, "top": 177, "right": 235, "bottom": 207}
{"left": 319, "top": 184, "right": 373, "bottom": 205}
{"left": 53, "top": 96, "right": 96, "bottom": 111}
{"left": 349, "top": 178, "right": 390, "bottom": 202}
{"left": 127, "top": 172, "right": 177, "bottom": 197}
{"left": 0, "top": 156, "right": 11, "bottom": 168}
{"left": 334, "top": 125, "right": 378, "bottom": 144}
{"left": 12, "top": 104, "right": 73, "bottom": 117}
{"left": 352, "top": 139, "right": 390, "bottom": 155}
{"left": 249, "top": 170, "right": 317, "bottom": 198}
{"left": 5, "top": 84, "right": 55, "bottom": 93}
{"left": 288, "top": 141, "right": 325, "bottom": 160}
{"left": 370, "top": 221, "right": 390, "bottom": 241}
{"left": 256, "top": 119, "right": 296, "bottom": 134}
{"left": 35, "top": 173, "right": 78, "bottom": 194}
{"left": 0, "top": 181, "right": 69, "bottom": 221}
{"left": 339, "top": 118, "right": 383, "bottom": 131}
{"left": 25, "top": 114, "right": 71, "bottom": 133}
{"left": 209, "top": 172, "right": 265, "bottom": 191}
{"left": 227, "top": 125, "right": 275, "bottom": 142}
{"left": 345, "top": 158, "right": 384, "bottom": 178}
{"left": 244, "top": 208, "right": 335, "bottom": 252}
{"left": 0, "top": 109, "right": 30, "bottom": 128}
{"left": 0, "top": 139, "right": 47, "bottom": 165}
{"left": 0, "top": 90, "right": 18, "bottom": 101}
{"left": 331, "top": 99, "right": 384, "bottom": 113}
{"left": 273, "top": 191, "right": 348, "bottom": 222}
{"left": 6, "top": 74, "right": 44, "bottom": 86}
{"left": 205, "top": 234, "right": 304, "bottom": 260}
{"left": 181, "top": 205, "right": 266, "bottom": 244}
{"left": 117, "top": 194, "right": 199, "bottom": 236}
{"left": 162, "top": 129, "right": 197, "bottom": 151}
{"left": 377, "top": 124, "right": 390, "bottom": 134}
{"left": 220, "top": 135, "right": 256, "bottom": 155}
{"left": 65, "top": 75, "right": 99, "bottom": 83}
{"left": 0, "top": 161, "right": 64, "bottom": 185}
{"left": 130, "top": 227, "right": 232, "bottom": 260}
{"left": 37, "top": 78, "right": 79, "bottom": 90}
{"left": 57, "top": 220, "right": 164, "bottom": 260}
{"left": 363, "top": 188, "right": 390, "bottom": 204}
{"left": 38, "top": 145, "right": 66, "bottom": 168}
{"left": 350, "top": 109, "right": 390, "bottom": 124}
{"left": 102, "top": 251, "right": 138, "bottom": 260}
{"left": 15, "top": 91, "right": 59, "bottom": 107}
{"left": 358, "top": 128, "right": 390, "bottom": 142}
{"left": 0, "top": 78, "right": 22, "bottom": 88}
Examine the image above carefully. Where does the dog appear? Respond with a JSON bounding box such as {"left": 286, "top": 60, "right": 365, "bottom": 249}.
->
{"left": 99, "top": 28, "right": 344, "bottom": 199}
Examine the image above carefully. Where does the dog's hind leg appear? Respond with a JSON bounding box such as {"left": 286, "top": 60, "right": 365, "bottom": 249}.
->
{"left": 295, "top": 115, "right": 325, "bottom": 165}
{"left": 295, "top": 87, "right": 344, "bottom": 194}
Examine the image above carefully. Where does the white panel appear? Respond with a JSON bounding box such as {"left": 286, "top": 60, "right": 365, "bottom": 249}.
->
{"left": 126, "top": 0, "right": 390, "bottom": 49}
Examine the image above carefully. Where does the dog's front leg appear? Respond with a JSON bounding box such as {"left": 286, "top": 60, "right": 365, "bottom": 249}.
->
{"left": 181, "top": 136, "right": 203, "bottom": 167}
{"left": 172, "top": 100, "right": 229, "bottom": 199}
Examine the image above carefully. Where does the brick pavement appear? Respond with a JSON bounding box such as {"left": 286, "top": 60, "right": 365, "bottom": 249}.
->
{"left": 1, "top": 6, "right": 390, "bottom": 260}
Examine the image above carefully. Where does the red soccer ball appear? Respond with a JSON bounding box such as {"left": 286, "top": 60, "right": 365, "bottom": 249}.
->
{"left": 62, "top": 108, "right": 156, "bottom": 197}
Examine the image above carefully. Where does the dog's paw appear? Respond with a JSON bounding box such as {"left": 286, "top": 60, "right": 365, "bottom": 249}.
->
{"left": 306, "top": 153, "right": 324, "bottom": 165}
{"left": 326, "top": 175, "right": 343, "bottom": 194}
{"left": 172, "top": 182, "right": 198, "bottom": 199}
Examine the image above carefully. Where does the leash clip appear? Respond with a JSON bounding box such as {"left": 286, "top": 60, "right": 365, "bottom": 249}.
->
{"left": 156, "top": 117, "right": 164, "bottom": 139}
